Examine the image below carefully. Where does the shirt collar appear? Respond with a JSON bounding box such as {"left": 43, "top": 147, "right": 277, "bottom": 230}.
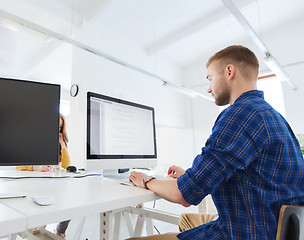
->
{"left": 234, "top": 90, "right": 264, "bottom": 104}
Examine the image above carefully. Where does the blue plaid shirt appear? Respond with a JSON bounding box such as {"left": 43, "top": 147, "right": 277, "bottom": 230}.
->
{"left": 177, "top": 90, "right": 304, "bottom": 240}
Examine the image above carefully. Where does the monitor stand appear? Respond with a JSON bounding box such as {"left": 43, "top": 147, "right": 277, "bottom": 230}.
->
{"left": 103, "top": 169, "right": 130, "bottom": 180}
{"left": 118, "top": 168, "right": 129, "bottom": 174}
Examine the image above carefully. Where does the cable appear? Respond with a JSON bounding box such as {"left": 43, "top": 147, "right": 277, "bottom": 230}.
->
{"left": 151, "top": 199, "right": 161, "bottom": 234}
{"left": 154, "top": 225, "right": 160, "bottom": 234}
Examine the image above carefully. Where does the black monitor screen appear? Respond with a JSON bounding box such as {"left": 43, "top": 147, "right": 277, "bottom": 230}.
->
{"left": 0, "top": 77, "right": 60, "bottom": 166}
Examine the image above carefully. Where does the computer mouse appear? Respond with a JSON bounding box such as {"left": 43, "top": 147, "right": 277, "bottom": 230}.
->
{"left": 32, "top": 196, "right": 54, "bottom": 206}
{"left": 66, "top": 166, "right": 77, "bottom": 172}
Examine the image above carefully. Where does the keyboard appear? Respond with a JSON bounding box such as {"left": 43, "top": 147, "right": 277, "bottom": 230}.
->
{"left": 120, "top": 179, "right": 135, "bottom": 186}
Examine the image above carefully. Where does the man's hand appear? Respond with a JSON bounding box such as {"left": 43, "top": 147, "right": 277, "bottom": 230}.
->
{"left": 129, "top": 171, "right": 148, "bottom": 188}
{"left": 33, "top": 166, "right": 52, "bottom": 172}
{"left": 130, "top": 170, "right": 191, "bottom": 207}
{"left": 168, "top": 165, "right": 185, "bottom": 178}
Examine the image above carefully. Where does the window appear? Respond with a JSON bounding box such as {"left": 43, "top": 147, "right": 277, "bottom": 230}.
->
{"left": 257, "top": 76, "right": 286, "bottom": 117}
{"left": 60, "top": 99, "right": 70, "bottom": 116}
{"left": 219, "top": 76, "right": 286, "bottom": 117}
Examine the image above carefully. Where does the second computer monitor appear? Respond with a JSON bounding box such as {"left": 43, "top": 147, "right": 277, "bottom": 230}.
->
{"left": 86, "top": 92, "right": 157, "bottom": 171}
{"left": 0, "top": 77, "right": 60, "bottom": 166}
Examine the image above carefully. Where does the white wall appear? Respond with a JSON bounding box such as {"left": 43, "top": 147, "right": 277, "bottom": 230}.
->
{"left": 66, "top": 21, "right": 197, "bottom": 172}
{"left": 181, "top": 64, "right": 220, "bottom": 214}
{"left": 262, "top": 16, "right": 304, "bottom": 134}
{"left": 182, "top": 64, "right": 219, "bottom": 152}
{"left": 282, "top": 64, "right": 304, "bottom": 134}
{"left": 26, "top": 42, "right": 73, "bottom": 91}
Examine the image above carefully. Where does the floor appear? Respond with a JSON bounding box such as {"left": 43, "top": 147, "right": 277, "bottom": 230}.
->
{"left": 1, "top": 210, "right": 179, "bottom": 240}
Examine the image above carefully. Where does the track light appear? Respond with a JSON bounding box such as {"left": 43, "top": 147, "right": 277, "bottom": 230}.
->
{"left": 162, "top": 81, "right": 197, "bottom": 98}
{"left": 162, "top": 81, "right": 214, "bottom": 101}
{"left": 263, "top": 55, "right": 297, "bottom": 90}
{"left": 0, "top": 9, "right": 215, "bottom": 101}
{"left": 221, "top": 0, "right": 297, "bottom": 90}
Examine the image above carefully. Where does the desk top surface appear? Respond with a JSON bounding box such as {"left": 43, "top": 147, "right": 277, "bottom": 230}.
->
{"left": 0, "top": 169, "right": 159, "bottom": 228}
{"left": 0, "top": 202, "right": 26, "bottom": 237}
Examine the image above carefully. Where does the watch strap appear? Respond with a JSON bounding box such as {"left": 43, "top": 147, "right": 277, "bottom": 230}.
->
{"left": 143, "top": 176, "right": 156, "bottom": 189}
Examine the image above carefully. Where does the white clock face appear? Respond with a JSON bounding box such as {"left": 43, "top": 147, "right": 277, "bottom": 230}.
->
{"left": 70, "top": 84, "right": 79, "bottom": 97}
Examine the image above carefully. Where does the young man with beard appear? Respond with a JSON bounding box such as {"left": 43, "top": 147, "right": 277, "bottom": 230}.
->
{"left": 127, "top": 45, "right": 304, "bottom": 240}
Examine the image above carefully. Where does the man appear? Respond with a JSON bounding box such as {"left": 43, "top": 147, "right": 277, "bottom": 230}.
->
{"left": 128, "top": 45, "right": 304, "bottom": 239}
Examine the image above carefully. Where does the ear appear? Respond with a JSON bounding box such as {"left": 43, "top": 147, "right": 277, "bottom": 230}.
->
{"left": 226, "top": 64, "right": 235, "bottom": 80}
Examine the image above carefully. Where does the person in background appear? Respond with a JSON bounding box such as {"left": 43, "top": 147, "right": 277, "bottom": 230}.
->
{"left": 16, "top": 113, "right": 71, "bottom": 238}
{"left": 127, "top": 45, "right": 304, "bottom": 240}
{"left": 16, "top": 114, "right": 71, "bottom": 171}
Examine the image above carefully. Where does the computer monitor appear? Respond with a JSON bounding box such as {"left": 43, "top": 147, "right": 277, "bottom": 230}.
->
{"left": 0, "top": 77, "right": 60, "bottom": 166}
{"left": 86, "top": 92, "right": 157, "bottom": 171}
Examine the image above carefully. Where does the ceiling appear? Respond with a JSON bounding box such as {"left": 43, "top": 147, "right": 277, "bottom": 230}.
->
{"left": 0, "top": 0, "right": 303, "bottom": 89}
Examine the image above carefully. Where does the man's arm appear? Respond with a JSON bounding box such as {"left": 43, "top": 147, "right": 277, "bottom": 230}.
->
{"left": 129, "top": 171, "right": 191, "bottom": 207}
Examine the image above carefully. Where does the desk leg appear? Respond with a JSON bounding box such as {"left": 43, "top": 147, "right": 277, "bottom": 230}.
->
{"left": 133, "top": 212, "right": 145, "bottom": 237}
{"left": 74, "top": 216, "right": 86, "bottom": 240}
{"left": 100, "top": 212, "right": 112, "bottom": 240}
{"left": 16, "top": 228, "right": 64, "bottom": 240}
{"left": 146, "top": 217, "right": 154, "bottom": 235}
{"left": 124, "top": 212, "right": 134, "bottom": 236}
{"left": 9, "top": 234, "right": 17, "bottom": 240}
{"left": 123, "top": 206, "right": 180, "bottom": 237}
{"left": 112, "top": 212, "right": 122, "bottom": 240}
{"left": 15, "top": 230, "right": 41, "bottom": 240}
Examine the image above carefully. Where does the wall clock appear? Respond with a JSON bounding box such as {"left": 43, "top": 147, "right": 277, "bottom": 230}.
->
{"left": 70, "top": 84, "right": 79, "bottom": 97}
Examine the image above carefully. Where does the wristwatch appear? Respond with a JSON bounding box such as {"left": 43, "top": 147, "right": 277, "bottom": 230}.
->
{"left": 143, "top": 176, "right": 156, "bottom": 189}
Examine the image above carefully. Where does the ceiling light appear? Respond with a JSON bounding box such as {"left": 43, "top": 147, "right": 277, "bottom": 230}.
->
{"left": 221, "top": 0, "right": 297, "bottom": 90}
{"left": 162, "top": 81, "right": 197, "bottom": 98}
{"left": 0, "top": 16, "right": 19, "bottom": 32}
{"left": 0, "top": 9, "right": 215, "bottom": 101}
{"left": 162, "top": 81, "right": 214, "bottom": 101}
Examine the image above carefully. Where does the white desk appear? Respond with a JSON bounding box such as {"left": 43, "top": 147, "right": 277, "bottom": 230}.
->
{"left": 0, "top": 170, "right": 160, "bottom": 239}
{"left": 0, "top": 202, "right": 26, "bottom": 237}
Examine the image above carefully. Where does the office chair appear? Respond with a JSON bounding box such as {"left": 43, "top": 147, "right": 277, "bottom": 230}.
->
{"left": 276, "top": 205, "right": 304, "bottom": 240}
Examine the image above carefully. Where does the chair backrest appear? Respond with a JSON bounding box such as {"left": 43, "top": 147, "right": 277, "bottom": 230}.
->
{"left": 276, "top": 205, "right": 304, "bottom": 240}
